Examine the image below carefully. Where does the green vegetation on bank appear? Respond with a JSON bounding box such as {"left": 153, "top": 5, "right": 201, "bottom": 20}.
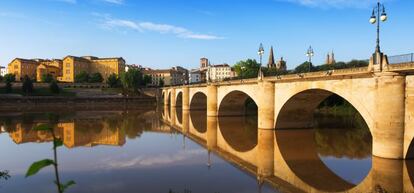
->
{"left": 231, "top": 59, "right": 369, "bottom": 78}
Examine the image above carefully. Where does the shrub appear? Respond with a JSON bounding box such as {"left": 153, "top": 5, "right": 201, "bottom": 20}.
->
{"left": 50, "top": 81, "right": 60, "bottom": 94}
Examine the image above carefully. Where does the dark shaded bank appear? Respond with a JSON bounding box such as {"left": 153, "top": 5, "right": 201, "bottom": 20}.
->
{"left": 0, "top": 96, "right": 156, "bottom": 112}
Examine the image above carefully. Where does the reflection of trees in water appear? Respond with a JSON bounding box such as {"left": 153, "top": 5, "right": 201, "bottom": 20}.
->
{"left": 0, "top": 170, "right": 10, "bottom": 181}
{"left": 314, "top": 107, "right": 372, "bottom": 159}
{"left": 116, "top": 111, "right": 154, "bottom": 139}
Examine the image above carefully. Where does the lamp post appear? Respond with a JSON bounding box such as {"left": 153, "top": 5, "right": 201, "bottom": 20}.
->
{"left": 306, "top": 46, "right": 314, "bottom": 72}
{"left": 370, "top": 0, "right": 387, "bottom": 53}
{"left": 258, "top": 43, "right": 265, "bottom": 79}
{"left": 241, "top": 66, "right": 246, "bottom": 82}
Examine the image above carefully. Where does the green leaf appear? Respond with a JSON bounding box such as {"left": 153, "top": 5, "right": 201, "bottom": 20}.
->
{"left": 54, "top": 139, "right": 63, "bottom": 148}
{"left": 62, "top": 180, "right": 76, "bottom": 192}
{"left": 56, "top": 180, "right": 76, "bottom": 192}
{"left": 33, "top": 124, "right": 52, "bottom": 131}
{"left": 25, "top": 159, "right": 55, "bottom": 178}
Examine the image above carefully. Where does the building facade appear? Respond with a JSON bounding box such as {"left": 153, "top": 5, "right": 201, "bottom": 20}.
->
{"left": 143, "top": 66, "right": 188, "bottom": 86}
{"left": 0, "top": 66, "right": 8, "bottom": 76}
{"left": 207, "top": 64, "right": 233, "bottom": 81}
{"left": 61, "top": 56, "right": 125, "bottom": 82}
{"left": 7, "top": 56, "right": 125, "bottom": 82}
{"left": 35, "top": 59, "right": 63, "bottom": 81}
{"left": 8, "top": 58, "right": 39, "bottom": 80}
{"left": 189, "top": 69, "right": 201, "bottom": 83}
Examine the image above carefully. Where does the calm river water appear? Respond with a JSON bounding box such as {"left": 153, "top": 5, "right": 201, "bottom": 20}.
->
{"left": 0, "top": 107, "right": 412, "bottom": 193}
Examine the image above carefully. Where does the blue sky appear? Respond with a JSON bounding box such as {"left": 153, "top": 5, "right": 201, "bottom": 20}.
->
{"left": 0, "top": 0, "right": 413, "bottom": 69}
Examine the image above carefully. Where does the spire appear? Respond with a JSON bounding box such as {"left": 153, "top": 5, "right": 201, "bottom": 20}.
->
{"left": 331, "top": 50, "right": 335, "bottom": 64}
{"left": 267, "top": 46, "right": 275, "bottom": 68}
{"left": 326, "top": 52, "right": 330, "bottom": 64}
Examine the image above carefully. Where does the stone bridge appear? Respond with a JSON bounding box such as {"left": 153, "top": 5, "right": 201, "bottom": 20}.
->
{"left": 162, "top": 53, "right": 414, "bottom": 160}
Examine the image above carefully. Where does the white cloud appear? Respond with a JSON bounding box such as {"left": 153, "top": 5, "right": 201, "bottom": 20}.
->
{"left": 277, "top": 0, "right": 393, "bottom": 9}
{"left": 101, "top": 149, "right": 204, "bottom": 169}
{"left": 98, "top": 15, "right": 223, "bottom": 40}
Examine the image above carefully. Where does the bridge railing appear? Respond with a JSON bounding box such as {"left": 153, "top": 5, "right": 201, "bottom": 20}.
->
{"left": 388, "top": 53, "right": 414, "bottom": 65}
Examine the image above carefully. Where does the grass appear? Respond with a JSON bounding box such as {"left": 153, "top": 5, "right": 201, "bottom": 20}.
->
{"left": 0, "top": 87, "right": 76, "bottom": 97}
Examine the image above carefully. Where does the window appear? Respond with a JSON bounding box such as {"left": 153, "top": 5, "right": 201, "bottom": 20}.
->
{"left": 66, "top": 63, "right": 71, "bottom": 68}
{"left": 66, "top": 70, "right": 71, "bottom": 74}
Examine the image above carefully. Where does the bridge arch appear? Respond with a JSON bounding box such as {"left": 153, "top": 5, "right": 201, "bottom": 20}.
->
{"left": 275, "top": 88, "right": 372, "bottom": 192}
{"left": 190, "top": 92, "right": 207, "bottom": 110}
{"left": 217, "top": 90, "right": 258, "bottom": 153}
{"left": 275, "top": 88, "right": 373, "bottom": 132}
{"left": 218, "top": 90, "right": 258, "bottom": 117}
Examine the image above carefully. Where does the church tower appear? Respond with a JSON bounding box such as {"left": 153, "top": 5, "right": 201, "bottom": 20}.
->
{"left": 325, "top": 51, "right": 336, "bottom": 65}
{"left": 267, "top": 46, "right": 276, "bottom": 68}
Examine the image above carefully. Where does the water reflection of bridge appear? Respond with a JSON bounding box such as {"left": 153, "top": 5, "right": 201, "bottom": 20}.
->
{"left": 162, "top": 106, "right": 414, "bottom": 193}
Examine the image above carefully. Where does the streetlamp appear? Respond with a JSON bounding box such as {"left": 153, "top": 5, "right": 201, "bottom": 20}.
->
{"left": 241, "top": 66, "right": 246, "bottom": 82}
{"left": 306, "top": 46, "right": 314, "bottom": 72}
{"left": 258, "top": 43, "right": 265, "bottom": 65}
{"left": 370, "top": 0, "right": 388, "bottom": 53}
{"left": 258, "top": 43, "right": 265, "bottom": 79}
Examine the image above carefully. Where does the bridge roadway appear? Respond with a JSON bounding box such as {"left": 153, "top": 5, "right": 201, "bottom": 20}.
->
{"left": 161, "top": 106, "right": 414, "bottom": 193}
{"left": 162, "top": 59, "right": 414, "bottom": 160}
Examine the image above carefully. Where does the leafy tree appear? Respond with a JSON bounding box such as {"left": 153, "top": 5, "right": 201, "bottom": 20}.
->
{"left": 22, "top": 75, "right": 34, "bottom": 95}
{"left": 345, "top": 60, "right": 369, "bottom": 68}
{"left": 159, "top": 79, "right": 165, "bottom": 87}
{"left": 89, "top": 72, "right": 103, "bottom": 83}
{"left": 74, "top": 71, "right": 89, "bottom": 83}
{"left": 50, "top": 81, "right": 60, "bottom": 94}
{"left": 233, "top": 59, "right": 261, "bottom": 79}
{"left": 120, "top": 68, "right": 143, "bottom": 93}
{"left": 143, "top": 74, "right": 152, "bottom": 86}
{"left": 262, "top": 67, "right": 289, "bottom": 76}
{"left": 0, "top": 170, "right": 10, "bottom": 181}
{"left": 294, "top": 61, "right": 314, "bottom": 73}
{"left": 106, "top": 73, "right": 120, "bottom": 88}
{"left": 0, "top": 75, "right": 3, "bottom": 83}
{"left": 4, "top": 74, "right": 16, "bottom": 83}
{"left": 41, "top": 73, "right": 54, "bottom": 83}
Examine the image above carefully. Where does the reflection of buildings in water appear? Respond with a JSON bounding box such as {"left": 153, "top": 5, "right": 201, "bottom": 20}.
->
{"left": 59, "top": 122, "right": 126, "bottom": 148}
{"left": 8, "top": 121, "right": 125, "bottom": 148}
{"left": 6, "top": 110, "right": 169, "bottom": 148}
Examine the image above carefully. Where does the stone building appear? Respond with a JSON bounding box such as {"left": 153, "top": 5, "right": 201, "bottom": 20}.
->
{"left": 276, "top": 57, "right": 287, "bottom": 71}
{"left": 35, "top": 59, "right": 62, "bottom": 81}
{"left": 143, "top": 66, "right": 188, "bottom": 86}
{"left": 7, "top": 56, "right": 125, "bottom": 82}
{"left": 60, "top": 56, "right": 125, "bottom": 82}
{"left": 207, "top": 64, "right": 233, "bottom": 81}
{"left": 326, "top": 51, "right": 336, "bottom": 65}
{"left": 7, "top": 58, "right": 39, "bottom": 80}
{"left": 267, "top": 46, "right": 276, "bottom": 68}
{"left": 0, "top": 66, "right": 8, "bottom": 76}
{"left": 189, "top": 69, "right": 201, "bottom": 83}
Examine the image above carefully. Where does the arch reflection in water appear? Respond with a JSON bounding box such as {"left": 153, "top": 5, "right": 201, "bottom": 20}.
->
{"left": 175, "top": 92, "right": 183, "bottom": 124}
{"left": 275, "top": 90, "right": 372, "bottom": 192}
{"left": 189, "top": 92, "right": 207, "bottom": 134}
